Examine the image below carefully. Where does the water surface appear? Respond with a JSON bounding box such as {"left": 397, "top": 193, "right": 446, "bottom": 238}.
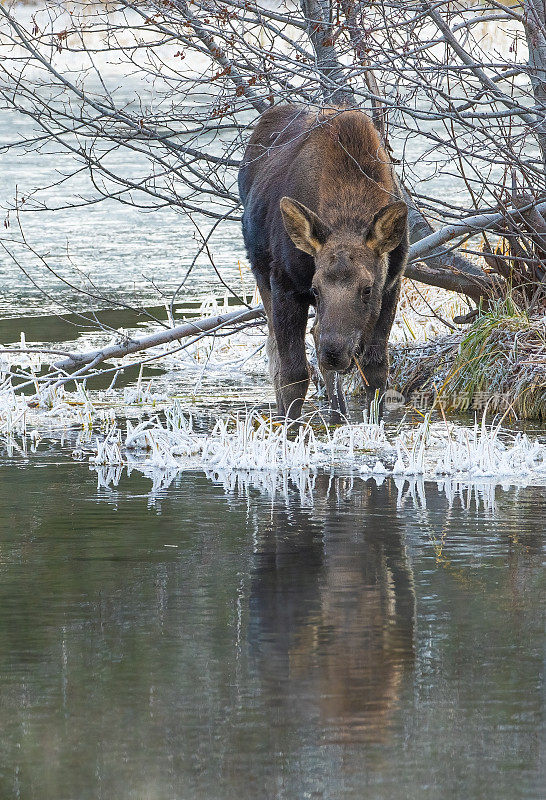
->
{"left": 0, "top": 452, "right": 543, "bottom": 799}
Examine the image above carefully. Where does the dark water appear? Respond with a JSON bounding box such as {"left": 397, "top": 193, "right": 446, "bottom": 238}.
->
{"left": 0, "top": 454, "right": 543, "bottom": 800}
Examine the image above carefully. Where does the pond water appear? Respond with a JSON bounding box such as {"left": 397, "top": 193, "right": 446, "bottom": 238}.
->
{"left": 0, "top": 447, "right": 543, "bottom": 800}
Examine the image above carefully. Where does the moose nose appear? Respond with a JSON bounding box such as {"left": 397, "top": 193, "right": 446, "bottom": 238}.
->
{"left": 319, "top": 338, "right": 352, "bottom": 372}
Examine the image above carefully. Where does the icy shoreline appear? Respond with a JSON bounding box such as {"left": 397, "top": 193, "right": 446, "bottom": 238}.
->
{"left": 86, "top": 402, "right": 546, "bottom": 481}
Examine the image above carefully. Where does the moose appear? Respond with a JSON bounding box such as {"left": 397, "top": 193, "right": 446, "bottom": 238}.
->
{"left": 238, "top": 104, "right": 409, "bottom": 419}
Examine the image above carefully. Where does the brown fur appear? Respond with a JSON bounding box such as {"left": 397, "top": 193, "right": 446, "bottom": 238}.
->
{"left": 239, "top": 105, "right": 409, "bottom": 419}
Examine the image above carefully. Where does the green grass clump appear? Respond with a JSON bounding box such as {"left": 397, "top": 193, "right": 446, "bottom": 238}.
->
{"left": 389, "top": 298, "right": 546, "bottom": 420}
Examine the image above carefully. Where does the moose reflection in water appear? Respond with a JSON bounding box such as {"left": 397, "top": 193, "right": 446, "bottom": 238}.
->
{"left": 248, "top": 475, "right": 415, "bottom": 743}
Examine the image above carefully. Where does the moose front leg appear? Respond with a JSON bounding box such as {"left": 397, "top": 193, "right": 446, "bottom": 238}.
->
{"left": 311, "top": 318, "right": 347, "bottom": 422}
{"left": 254, "top": 274, "right": 284, "bottom": 414}
{"left": 360, "top": 347, "right": 389, "bottom": 409}
{"left": 271, "top": 282, "right": 310, "bottom": 420}
{"left": 360, "top": 278, "right": 402, "bottom": 410}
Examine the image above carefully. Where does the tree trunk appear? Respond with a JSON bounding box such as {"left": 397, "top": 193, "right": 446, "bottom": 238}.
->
{"left": 524, "top": 0, "right": 546, "bottom": 182}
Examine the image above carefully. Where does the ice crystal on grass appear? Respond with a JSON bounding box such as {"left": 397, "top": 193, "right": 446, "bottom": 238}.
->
{"left": 90, "top": 425, "right": 123, "bottom": 466}
{"left": 84, "top": 401, "right": 546, "bottom": 496}
{"left": 123, "top": 366, "right": 167, "bottom": 406}
{"left": 203, "top": 413, "right": 320, "bottom": 471}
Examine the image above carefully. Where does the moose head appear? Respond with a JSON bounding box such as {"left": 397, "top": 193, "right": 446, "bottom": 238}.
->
{"left": 280, "top": 197, "right": 408, "bottom": 373}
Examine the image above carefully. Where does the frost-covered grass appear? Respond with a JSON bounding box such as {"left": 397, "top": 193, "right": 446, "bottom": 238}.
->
{"left": 392, "top": 414, "right": 546, "bottom": 479}
{"left": 0, "top": 372, "right": 117, "bottom": 458}
{"left": 83, "top": 401, "right": 546, "bottom": 494}
{"left": 2, "top": 359, "right": 545, "bottom": 490}
{"left": 3, "top": 289, "right": 546, "bottom": 503}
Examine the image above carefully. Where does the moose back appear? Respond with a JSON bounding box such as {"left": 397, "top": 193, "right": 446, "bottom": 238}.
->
{"left": 238, "top": 105, "right": 408, "bottom": 419}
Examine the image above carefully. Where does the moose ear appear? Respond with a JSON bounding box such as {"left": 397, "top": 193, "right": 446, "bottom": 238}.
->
{"left": 366, "top": 201, "right": 408, "bottom": 254}
{"left": 280, "top": 197, "right": 331, "bottom": 256}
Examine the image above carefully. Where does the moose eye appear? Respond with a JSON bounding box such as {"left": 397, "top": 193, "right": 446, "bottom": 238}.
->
{"left": 310, "top": 286, "right": 319, "bottom": 304}
{"left": 360, "top": 286, "right": 372, "bottom": 302}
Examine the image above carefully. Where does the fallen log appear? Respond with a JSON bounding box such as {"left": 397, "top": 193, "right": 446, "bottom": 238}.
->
{"left": 54, "top": 305, "right": 265, "bottom": 372}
